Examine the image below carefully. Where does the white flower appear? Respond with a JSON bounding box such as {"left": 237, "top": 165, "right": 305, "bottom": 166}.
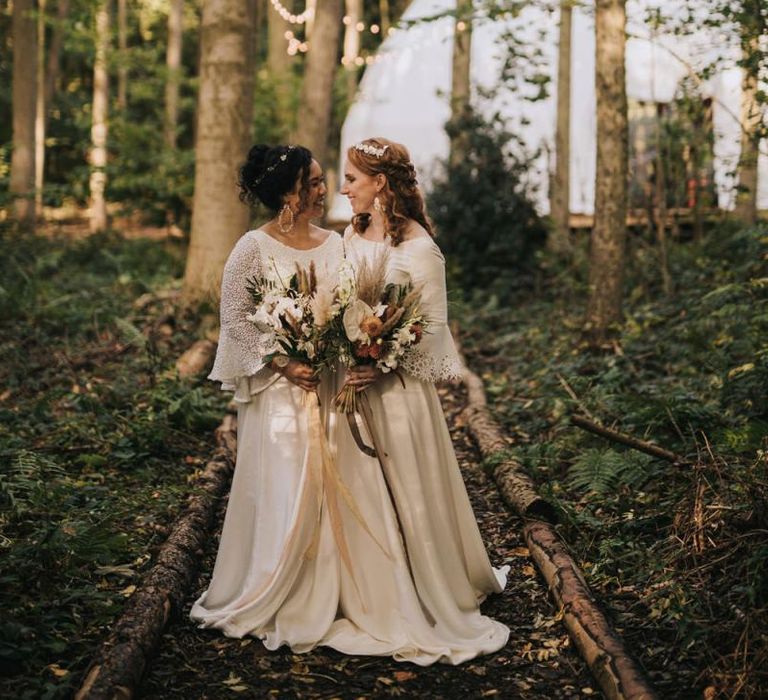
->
{"left": 396, "top": 326, "right": 416, "bottom": 344}
{"left": 343, "top": 299, "right": 374, "bottom": 342}
{"left": 247, "top": 306, "right": 281, "bottom": 332}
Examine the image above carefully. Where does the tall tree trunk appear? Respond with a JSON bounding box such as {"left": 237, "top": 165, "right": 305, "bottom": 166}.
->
{"left": 35, "top": 0, "right": 46, "bottom": 217}
{"left": 44, "top": 0, "right": 69, "bottom": 108}
{"left": 379, "top": 0, "right": 390, "bottom": 36}
{"left": 183, "top": 0, "right": 258, "bottom": 303}
{"left": 343, "top": 0, "right": 361, "bottom": 104}
{"left": 164, "top": 0, "right": 184, "bottom": 148}
{"left": 654, "top": 103, "right": 671, "bottom": 294}
{"left": 586, "top": 0, "right": 628, "bottom": 343}
{"left": 449, "top": 0, "right": 472, "bottom": 169}
{"left": 292, "top": 0, "right": 342, "bottom": 165}
{"left": 267, "top": 0, "right": 293, "bottom": 135}
{"left": 117, "top": 0, "right": 127, "bottom": 110}
{"left": 549, "top": 0, "right": 572, "bottom": 254}
{"left": 11, "top": 0, "right": 38, "bottom": 224}
{"left": 734, "top": 39, "right": 760, "bottom": 225}
{"left": 89, "top": 0, "right": 110, "bottom": 233}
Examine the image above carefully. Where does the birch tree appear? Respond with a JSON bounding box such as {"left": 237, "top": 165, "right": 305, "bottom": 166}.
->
{"left": 89, "top": 0, "right": 110, "bottom": 232}
{"left": 164, "top": 0, "right": 184, "bottom": 148}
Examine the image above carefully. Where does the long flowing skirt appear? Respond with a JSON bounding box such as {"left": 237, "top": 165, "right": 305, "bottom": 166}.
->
{"left": 190, "top": 371, "right": 510, "bottom": 665}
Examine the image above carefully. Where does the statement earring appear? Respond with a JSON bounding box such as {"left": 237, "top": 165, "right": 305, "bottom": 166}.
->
{"left": 278, "top": 203, "right": 294, "bottom": 233}
{"left": 373, "top": 196, "right": 383, "bottom": 213}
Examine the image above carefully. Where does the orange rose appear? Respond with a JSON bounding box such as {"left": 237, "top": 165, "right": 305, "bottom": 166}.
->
{"left": 368, "top": 342, "right": 383, "bottom": 359}
{"left": 360, "top": 316, "right": 384, "bottom": 339}
{"left": 410, "top": 323, "right": 423, "bottom": 343}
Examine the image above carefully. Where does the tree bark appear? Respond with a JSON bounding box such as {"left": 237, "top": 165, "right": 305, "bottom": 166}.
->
{"left": 44, "top": 0, "right": 70, "bottom": 108}
{"left": 183, "top": 0, "right": 258, "bottom": 303}
{"left": 343, "top": 0, "right": 362, "bottom": 104}
{"left": 549, "top": 0, "right": 572, "bottom": 254}
{"left": 35, "top": 0, "right": 46, "bottom": 217}
{"left": 74, "top": 414, "right": 237, "bottom": 700}
{"left": 10, "top": 0, "right": 38, "bottom": 224}
{"left": 379, "top": 0, "right": 390, "bottom": 36}
{"left": 654, "top": 104, "right": 672, "bottom": 294}
{"left": 570, "top": 414, "right": 688, "bottom": 464}
{"left": 164, "top": 0, "right": 184, "bottom": 148}
{"left": 734, "top": 39, "right": 760, "bottom": 225}
{"left": 117, "top": 0, "right": 127, "bottom": 111}
{"left": 449, "top": 0, "right": 472, "bottom": 169}
{"left": 89, "top": 0, "right": 110, "bottom": 233}
{"left": 586, "top": 0, "right": 628, "bottom": 343}
{"left": 291, "top": 0, "right": 343, "bottom": 165}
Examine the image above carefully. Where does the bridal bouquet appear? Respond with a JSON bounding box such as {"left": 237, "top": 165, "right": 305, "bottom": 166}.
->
{"left": 328, "top": 251, "right": 425, "bottom": 414}
{"left": 246, "top": 261, "right": 339, "bottom": 370}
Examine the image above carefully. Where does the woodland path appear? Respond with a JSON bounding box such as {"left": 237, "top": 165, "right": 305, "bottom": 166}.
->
{"left": 138, "top": 383, "right": 597, "bottom": 699}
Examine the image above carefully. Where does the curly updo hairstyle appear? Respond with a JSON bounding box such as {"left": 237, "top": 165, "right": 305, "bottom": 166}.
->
{"left": 238, "top": 144, "right": 313, "bottom": 213}
{"left": 348, "top": 137, "right": 434, "bottom": 246}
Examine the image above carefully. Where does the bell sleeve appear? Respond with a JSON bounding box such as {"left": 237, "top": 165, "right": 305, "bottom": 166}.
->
{"left": 395, "top": 239, "right": 464, "bottom": 383}
{"left": 208, "top": 233, "right": 281, "bottom": 397}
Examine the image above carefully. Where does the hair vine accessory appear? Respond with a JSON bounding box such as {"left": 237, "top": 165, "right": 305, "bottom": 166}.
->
{"left": 254, "top": 145, "right": 296, "bottom": 185}
{"left": 353, "top": 142, "right": 389, "bottom": 158}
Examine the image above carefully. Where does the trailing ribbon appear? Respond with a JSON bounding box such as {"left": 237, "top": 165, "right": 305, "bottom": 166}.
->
{"left": 356, "top": 390, "right": 437, "bottom": 627}
{"left": 302, "top": 391, "right": 391, "bottom": 610}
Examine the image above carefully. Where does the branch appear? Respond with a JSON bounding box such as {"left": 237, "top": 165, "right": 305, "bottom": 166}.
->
{"left": 570, "top": 414, "right": 689, "bottom": 464}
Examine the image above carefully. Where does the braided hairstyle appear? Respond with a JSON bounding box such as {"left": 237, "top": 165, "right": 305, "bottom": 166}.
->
{"left": 238, "top": 144, "right": 313, "bottom": 213}
{"left": 348, "top": 137, "right": 435, "bottom": 246}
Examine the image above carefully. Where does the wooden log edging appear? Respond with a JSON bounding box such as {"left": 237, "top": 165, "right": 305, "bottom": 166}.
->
{"left": 460, "top": 360, "right": 658, "bottom": 700}
{"left": 75, "top": 414, "right": 237, "bottom": 700}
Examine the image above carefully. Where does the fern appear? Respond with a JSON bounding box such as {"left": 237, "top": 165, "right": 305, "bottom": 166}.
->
{"left": 567, "top": 448, "right": 657, "bottom": 494}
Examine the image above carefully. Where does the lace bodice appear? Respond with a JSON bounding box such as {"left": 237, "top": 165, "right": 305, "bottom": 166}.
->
{"left": 343, "top": 226, "right": 464, "bottom": 383}
{"left": 209, "top": 228, "right": 345, "bottom": 395}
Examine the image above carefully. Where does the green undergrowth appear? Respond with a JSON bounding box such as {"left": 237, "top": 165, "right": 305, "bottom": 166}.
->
{"left": 0, "top": 225, "right": 226, "bottom": 699}
{"left": 458, "top": 224, "right": 768, "bottom": 698}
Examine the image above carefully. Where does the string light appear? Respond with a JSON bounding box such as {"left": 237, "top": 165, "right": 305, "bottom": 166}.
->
{"left": 370, "top": 24, "right": 380, "bottom": 34}
{"left": 270, "top": 0, "right": 313, "bottom": 25}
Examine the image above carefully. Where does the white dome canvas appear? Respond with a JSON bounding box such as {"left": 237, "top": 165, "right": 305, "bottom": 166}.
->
{"left": 329, "top": 0, "right": 767, "bottom": 221}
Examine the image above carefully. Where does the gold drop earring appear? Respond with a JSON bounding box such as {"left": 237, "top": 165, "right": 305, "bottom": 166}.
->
{"left": 278, "top": 203, "right": 294, "bottom": 233}
{"left": 373, "top": 196, "right": 383, "bottom": 213}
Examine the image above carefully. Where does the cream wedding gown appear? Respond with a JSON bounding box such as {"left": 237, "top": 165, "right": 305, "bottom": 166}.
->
{"left": 190, "top": 226, "right": 510, "bottom": 666}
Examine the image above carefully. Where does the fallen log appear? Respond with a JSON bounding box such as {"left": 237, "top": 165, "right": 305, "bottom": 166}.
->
{"left": 570, "top": 414, "right": 688, "bottom": 464}
{"left": 75, "top": 414, "right": 237, "bottom": 700}
{"left": 462, "top": 365, "right": 558, "bottom": 523}
{"left": 175, "top": 339, "right": 217, "bottom": 378}
{"left": 460, "top": 355, "right": 658, "bottom": 700}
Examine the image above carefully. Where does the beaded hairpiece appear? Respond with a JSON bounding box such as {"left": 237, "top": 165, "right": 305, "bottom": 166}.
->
{"left": 253, "top": 145, "right": 296, "bottom": 185}
{"left": 353, "top": 142, "right": 389, "bottom": 158}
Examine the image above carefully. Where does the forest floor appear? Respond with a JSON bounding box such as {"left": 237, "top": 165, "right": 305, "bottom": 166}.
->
{"left": 3, "top": 222, "right": 765, "bottom": 699}
{"left": 139, "top": 383, "right": 597, "bottom": 700}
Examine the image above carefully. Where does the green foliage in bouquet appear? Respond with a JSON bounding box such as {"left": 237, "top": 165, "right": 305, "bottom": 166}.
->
{"left": 427, "top": 107, "right": 547, "bottom": 301}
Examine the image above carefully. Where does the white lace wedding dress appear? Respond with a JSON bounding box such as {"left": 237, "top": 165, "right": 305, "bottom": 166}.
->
{"left": 190, "top": 226, "right": 510, "bottom": 666}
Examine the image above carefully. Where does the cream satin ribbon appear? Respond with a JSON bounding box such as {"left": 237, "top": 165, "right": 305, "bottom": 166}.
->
{"left": 302, "top": 391, "right": 391, "bottom": 610}
{"left": 356, "top": 391, "right": 437, "bottom": 627}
